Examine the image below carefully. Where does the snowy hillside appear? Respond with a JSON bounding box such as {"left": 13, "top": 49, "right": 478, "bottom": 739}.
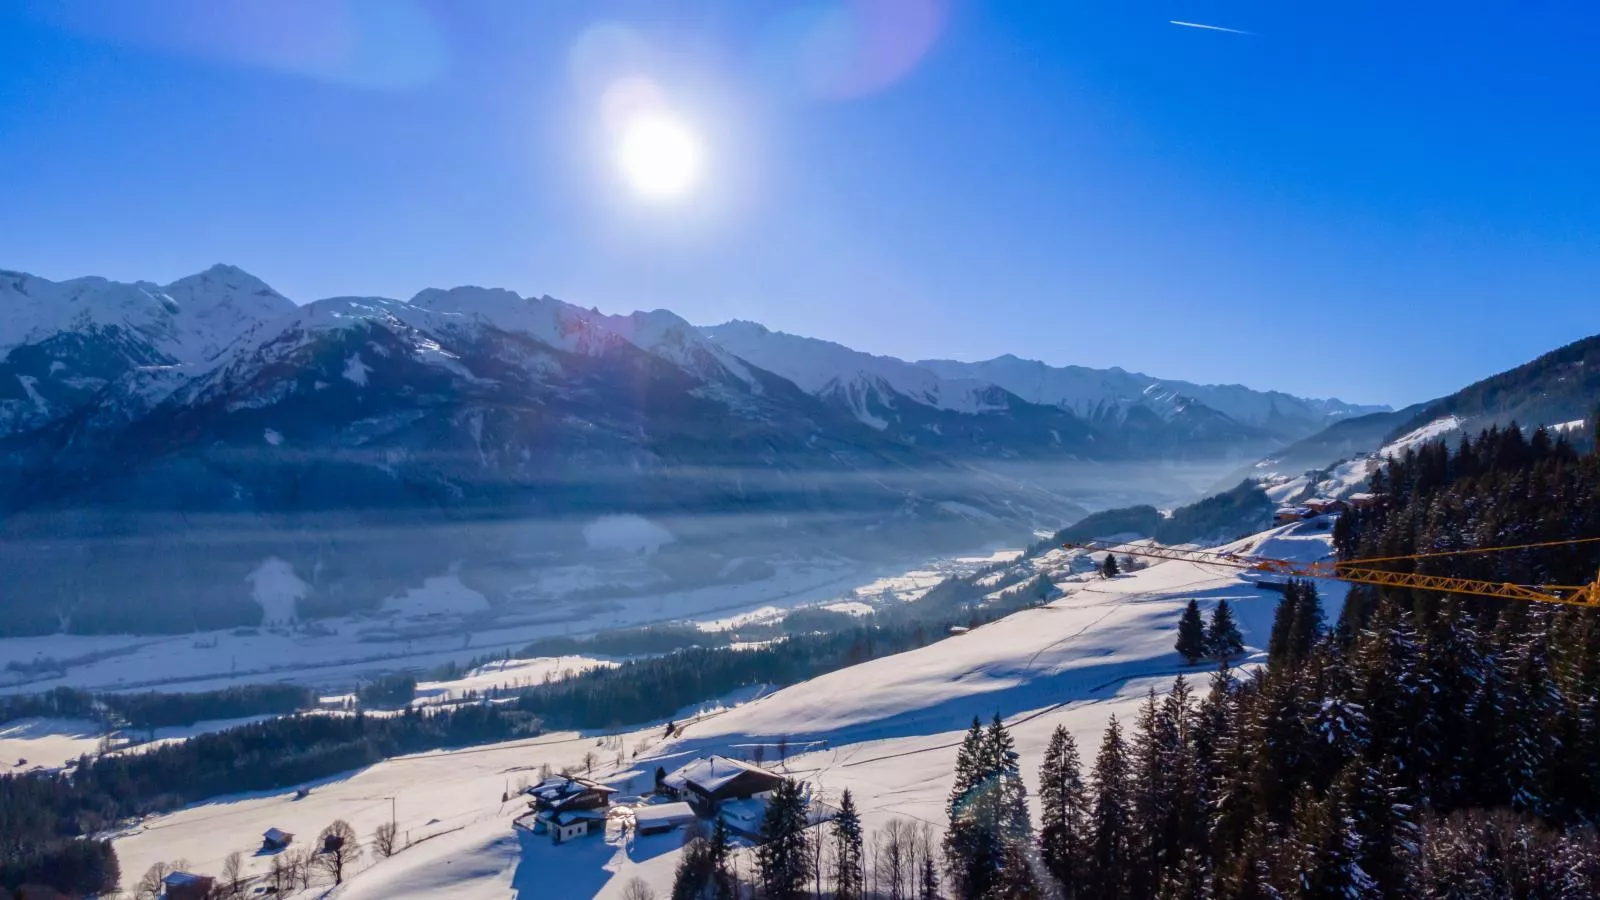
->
{"left": 108, "top": 518, "right": 1346, "bottom": 898}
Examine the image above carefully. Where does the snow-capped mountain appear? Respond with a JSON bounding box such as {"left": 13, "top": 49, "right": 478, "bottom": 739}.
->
{"left": 702, "top": 322, "right": 1377, "bottom": 458}
{"left": 0, "top": 265, "right": 294, "bottom": 437}
{"left": 917, "top": 354, "right": 1387, "bottom": 442}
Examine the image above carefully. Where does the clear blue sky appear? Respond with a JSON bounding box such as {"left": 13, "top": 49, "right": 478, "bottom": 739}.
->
{"left": 2, "top": 1, "right": 1596, "bottom": 407}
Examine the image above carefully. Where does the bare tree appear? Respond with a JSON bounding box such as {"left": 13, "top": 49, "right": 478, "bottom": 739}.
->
{"left": 538, "top": 762, "right": 552, "bottom": 781}
{"left": 134, "top": 862, "right": 170, "bottom": 900}
{"left": 373, "top": 820, "right": 398, "bottom": 858}
{"left": 620, "top": 877, "right": 657, "bottom": 900}
{"left": 315, "top": 819, "right": 363, "bottom": 884}
{"left": 879, "top": 819, "right": 913, "bottom": 900}
{"left": 778, "top": 736, "right": 790, "bottom": 763}
{"left": 583, "top": 750, "right": 598, "bottom": 774}
{"left": 221, "top": 851, "right": 244, "bottom": 897}
{"left": 268, "top": 853, "right": 290, "bottom": 895}
{"left": 752, "top": 743, "right": 766, "bottom": 766}
{"left": 285, "top": 846, "right": 316, "bottom": 890}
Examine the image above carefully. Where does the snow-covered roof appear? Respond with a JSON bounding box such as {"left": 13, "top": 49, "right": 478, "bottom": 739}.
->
{"left": 540, "top": 808, "right": 608, "bottom": 826}
{"left": 263, "top": 827, "right": 292, "bottom": 842}
{"left": 632, "top": 801, "right": 697, "bottom": 829}
{"left": 663, "top": 755, "right": 778, "bottom": 794}
{"left": 163, "top": 871, "right": 210, "bottom": 886}
{"left": 525, "top": 775, "right": 617, "bottom": 812}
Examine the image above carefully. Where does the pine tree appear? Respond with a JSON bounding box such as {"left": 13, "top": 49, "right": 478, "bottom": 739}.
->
{"left": 757, "top": 779, "right": 812, "bottom": 900}
{"left": 984, "top": 840, "right": 1042, "bottom": 900}
{"left": 987, "top": 714, "right": 1033, "bottom": 847}
{"left": 1102, "top": 554, "right": 1121, "bottom": 578}
{"left": 1090, "top": 715, "right": 1134, "bottom": 900}
{"left": 832, "top": 789, "right": 865, "bottom": 900}
{"left": 1130, "top": 689, "right": 1182, "bottom": 898}
{"left": 709, "top": 816, "right": 737, "bottom": 900}
{"left": 946, "top": 717, "right": 1003, "bottom": 899}
{"left": 1176, "top": 600, "right": 1208, "bottom": 664}
{"left": 1206, "top": 599, "right": 1245, "bottom": 662}
{"left": 673, "top": 825, "right": 715, "bottom": 900}
{"left": 920, "top": 854, "right": 941, "bottom": 900}
{"left": 1038, "top": 724, "right": 1090, "bottom": 896}
{"left": 1292, "top": 784, "right": 1378, "bottom": 900}
{"left": 1268, "top": 582, "right": 1300, "bottom": 666}
{"left": 1290, "top": 580, "right": 1325, "bottom": 662}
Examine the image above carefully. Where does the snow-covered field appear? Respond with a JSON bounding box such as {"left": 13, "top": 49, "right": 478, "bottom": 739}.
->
{"left": 110, "top": 521, "right": 1344, "bottom": 898}
{"left": 0, "top": 714, "right": 282, "bottom": 772}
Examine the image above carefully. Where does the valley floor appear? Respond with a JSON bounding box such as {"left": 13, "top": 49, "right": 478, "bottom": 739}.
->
{"left": 110, "top": 521, "right": 1345, "bottom": 898}
{"left": 0, "top": 549, "right": 1020, "bottom": 699}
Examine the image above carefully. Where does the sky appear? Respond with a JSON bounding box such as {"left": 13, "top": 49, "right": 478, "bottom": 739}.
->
{"left": 0, "top": 1, "right": 1596, "bottom": 408}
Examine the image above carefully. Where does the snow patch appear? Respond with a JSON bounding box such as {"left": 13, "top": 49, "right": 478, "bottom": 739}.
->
{"left": 262, "top": 428, "right": 283, "bottom": 446}
{"left": 343, "top": 353, "right": 372, "bottom": 386}
{"left": 1382, "top": 415, "right": 1462, "bottom": 458}
{"left": 246, "top": 557, "right": 307, "bottom": 625}
{"left": 582, "top": 515, "right": 676, "bottom": 555}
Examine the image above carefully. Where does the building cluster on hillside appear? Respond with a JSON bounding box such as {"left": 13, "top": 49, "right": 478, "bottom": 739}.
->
{"left": 514, "top": 753, "right": 796, "bottom": 847}
{"left": 1273, "top": 492, "right": 1378, "bottom": 525}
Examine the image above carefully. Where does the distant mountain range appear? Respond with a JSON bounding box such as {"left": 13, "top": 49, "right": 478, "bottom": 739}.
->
{"left": 0, "top": 265, "right": 1385, "bottom": 636}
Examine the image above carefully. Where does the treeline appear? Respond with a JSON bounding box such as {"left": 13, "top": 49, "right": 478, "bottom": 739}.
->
{"left": 0, "top": 683, "right": 314, "bottom": 731}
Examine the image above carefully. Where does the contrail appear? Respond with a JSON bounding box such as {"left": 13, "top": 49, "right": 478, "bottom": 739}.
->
{"left": 1170, "top": 20, "right": 1253, "bottom": 35}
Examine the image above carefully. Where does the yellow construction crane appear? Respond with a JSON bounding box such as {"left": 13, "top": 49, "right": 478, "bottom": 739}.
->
{"left": 1063, "top": 537, "right": 1600, "bottom": 608}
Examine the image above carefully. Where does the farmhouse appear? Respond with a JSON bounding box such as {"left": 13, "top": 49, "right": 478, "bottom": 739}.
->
{"left": 659, "top": 755, "right": 785, "bottom": 815}
{"left": 1303, "top": 498, "right": 1348, "bottom": 515}
{"left": 632, "top": 801, "right": 698, "bottom": 836}
{"left": 1274, "top": 507, "right": 1312, "bottom": 524}
{"left": 161, "top": 871, "right": 215, "bottom": 900}
{"left": 518, "top": 775, "right": 618, "bottom": 844}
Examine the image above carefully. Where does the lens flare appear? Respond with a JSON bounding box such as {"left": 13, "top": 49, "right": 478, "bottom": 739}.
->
{"left": 615, "top": 111, "right": 703, "bottom": 200}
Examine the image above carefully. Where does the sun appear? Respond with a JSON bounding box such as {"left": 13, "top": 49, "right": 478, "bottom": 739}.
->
{"left": 615, "top": 111, "right": 703, "bottom": 200}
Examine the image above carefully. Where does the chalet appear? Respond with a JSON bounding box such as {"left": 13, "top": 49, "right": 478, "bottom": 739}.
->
{"left": 632, "top": 801, "right": 698, "bottom": 837}
{"left": 161, "top": 872, "right": 215, "bottom": 900}
{"left": 520, "top": 775, "right": 617, "bottom": 844}
{"left": 1303, "top": 498, "right": 1348, "bottom": 515}
{"left": 660, "top": 755, "right": 786, "bottom": 815}
{"left": 261, "top": 827, "right": 293, "bottom": 852}
{"left": 1274, "top": 507, "right": 1312, "bottom": 524}
{"left": 1347, "top": 492, "right": 1380, "bottom": 510}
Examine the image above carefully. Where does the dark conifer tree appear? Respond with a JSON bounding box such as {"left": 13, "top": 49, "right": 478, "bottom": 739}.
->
{"left": 946, "top": 717, "right": 1003, "bottom": 899}
{"left": 1206, "top": 600, "right": 1245, "bottom": 662}
{"left": 832, "top": 789, "right": 865, "bottom": 900}
{"left": 987, "top": 714, "right": 1033, "bottom": 848}
{"left": 1102, "top": 554, "right": 1121, "bottom": 578}
{"left": 1090, "top": 715, "right": 1134, "bottom": 900}
{"left": 1038, "top": 724, "right": 1090, "bottom": 895}
{"left": 756, "top": 779, "right": 812, "bottom": 900}
{"left": 1176, "top": 600, "right": 1208, "bottom": 664}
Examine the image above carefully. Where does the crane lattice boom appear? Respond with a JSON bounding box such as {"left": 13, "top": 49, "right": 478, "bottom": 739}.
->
{"left": 1063, "top": 539, "right": 1600, "bottom": 608}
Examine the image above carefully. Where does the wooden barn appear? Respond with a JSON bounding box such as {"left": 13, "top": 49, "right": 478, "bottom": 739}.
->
{"left": 659, "top": 755, "right": 785, "bottom": 815}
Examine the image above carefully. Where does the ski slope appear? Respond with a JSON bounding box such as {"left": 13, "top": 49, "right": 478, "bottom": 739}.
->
{"left": 110, "top": 521, "right": 1345, "bottom": 898}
